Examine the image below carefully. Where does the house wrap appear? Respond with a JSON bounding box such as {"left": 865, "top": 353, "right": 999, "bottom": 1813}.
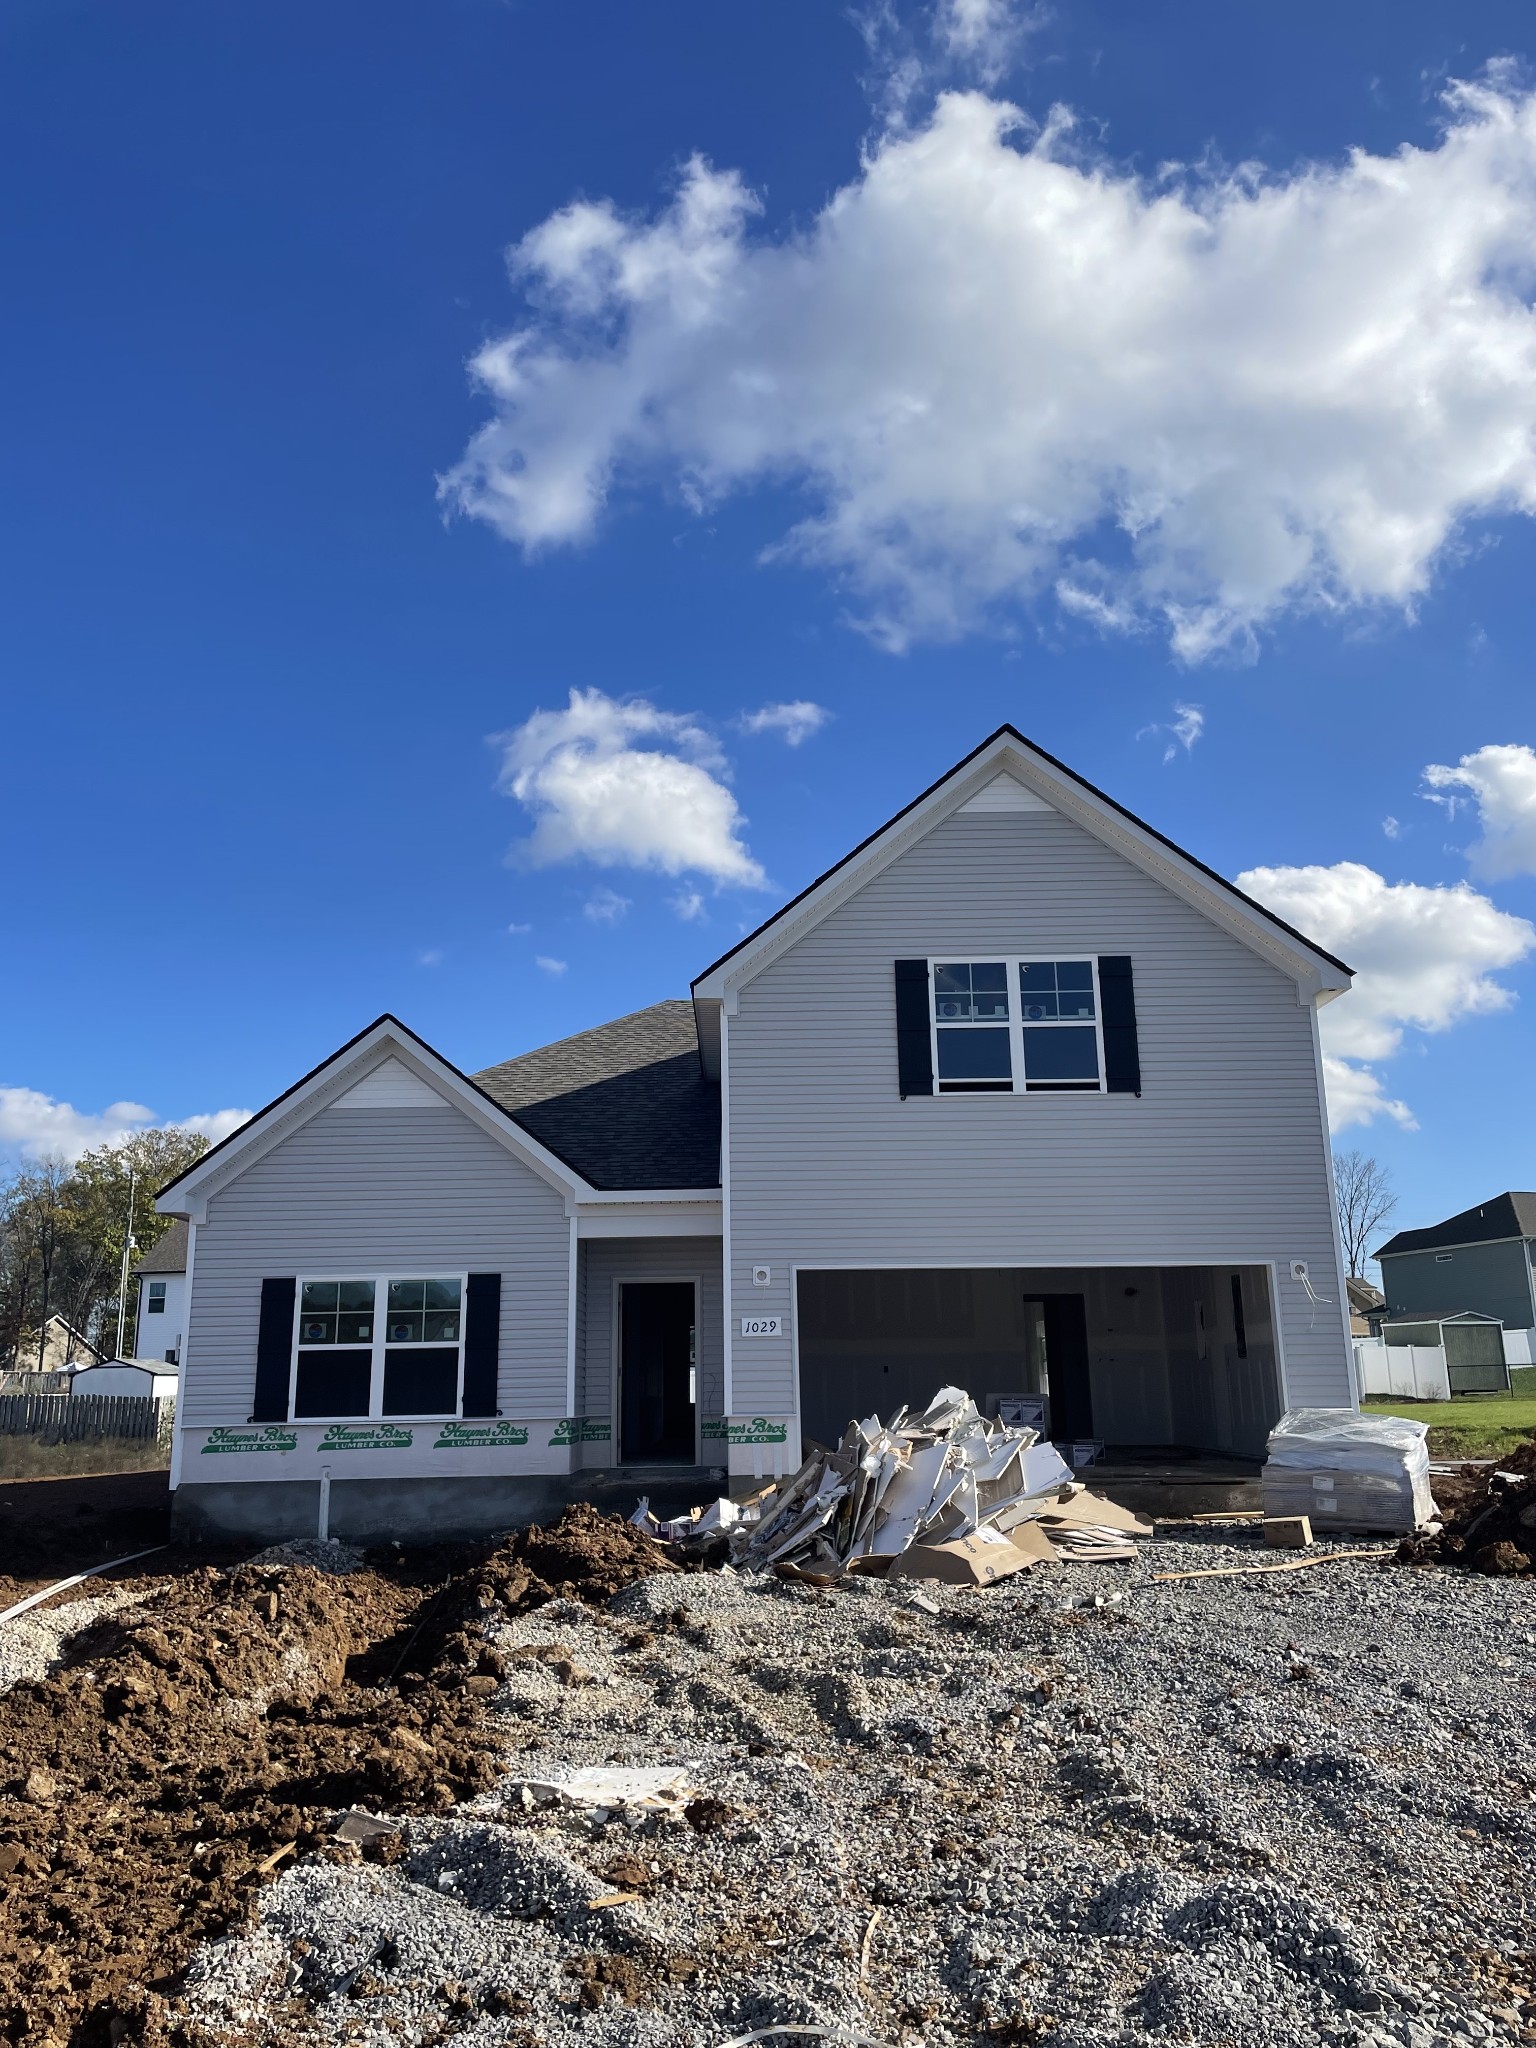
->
{"left": 157, "top": 727, "right": 1357, "bottom": 1542}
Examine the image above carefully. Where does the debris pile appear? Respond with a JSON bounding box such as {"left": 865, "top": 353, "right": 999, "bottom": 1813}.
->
{"left": 644, "top": 1386, "right": 1151, "bottom": 1584}
{"left": 1401, "top": 1436, "right": 1536, "bottom": 1573}
{"left": 1262, "top": 1406, "right": 1437, "bottom": 1536}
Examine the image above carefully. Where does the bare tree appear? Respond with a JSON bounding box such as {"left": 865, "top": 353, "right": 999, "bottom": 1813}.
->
{"left": 1333, "top": 1150, "right": 1397, "bottom": 1279}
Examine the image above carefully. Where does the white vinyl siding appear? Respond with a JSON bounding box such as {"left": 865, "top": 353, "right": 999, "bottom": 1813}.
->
{"left": 184, "top": 1105, "right": 571, "bottom": 1427}
{"left": 724, "top": 806, "right": 1351, "bottom": 1418}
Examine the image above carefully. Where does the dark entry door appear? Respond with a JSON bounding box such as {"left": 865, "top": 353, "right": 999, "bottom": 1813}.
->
{"left": 620, "top": 1282, "right": 696, "bottom": 1463}
{"left": 1026, "top": 1293, "right": 1093, "bottom": 1441}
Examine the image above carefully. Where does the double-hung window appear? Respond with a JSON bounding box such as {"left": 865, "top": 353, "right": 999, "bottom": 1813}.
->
{"left": 291, "top": 1274, "right": 465, "bottom": 1420}
{"left": 932, "top": 957, "right": 1106, "bottom": 1094}
{"left": 146, "top": 1280, "right": 167, "bottom": 1314}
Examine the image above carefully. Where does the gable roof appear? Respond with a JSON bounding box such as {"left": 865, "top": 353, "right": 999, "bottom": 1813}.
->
{"left": 691, "top": 725, "right": 1353, "bottom": 1016}
{"left": 474, "top": 1002, "right": 720, "bottom": 1191}
{"left": 1376, "top": 1193, "right": 1536, "bottom": 1260}
{"left": 155, "top": 1015, "right": 592, "bottom": 1220}
{"left": 134, "top": 1218, "right": 188, "bottom": 1275}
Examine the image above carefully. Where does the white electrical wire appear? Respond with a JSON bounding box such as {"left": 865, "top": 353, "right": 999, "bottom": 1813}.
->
{"left": 713, "top": 2029, "right": 899, "bottom": 2048}
{"left": 0, "top": 1545, "right": 166, "bottom": 1626}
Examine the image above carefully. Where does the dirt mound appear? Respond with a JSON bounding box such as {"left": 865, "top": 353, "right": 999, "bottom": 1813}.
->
{"left": 491, "top": 1502, "right": 686, "bottom": 1604}
{"left": 1404, "top": 1451, "right": 1536, "bottom": 1573}
{"left": 0, "top": 1555, "right": 505, "bottom": 2046}
{"left": 0, "top": 1509, "right": 685, "bottom": 2047}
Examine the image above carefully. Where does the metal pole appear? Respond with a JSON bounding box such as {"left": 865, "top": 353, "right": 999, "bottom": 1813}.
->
{"left": 115, "top": 1171, "right": 137, "bottom": 1361}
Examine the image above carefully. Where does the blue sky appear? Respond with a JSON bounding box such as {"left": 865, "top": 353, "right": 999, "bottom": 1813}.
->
{"left": 3, "top": 0, "right": 1535, "bottom": 1250}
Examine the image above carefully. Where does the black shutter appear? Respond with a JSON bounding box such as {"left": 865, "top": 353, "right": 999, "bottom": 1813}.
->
{"left": 1098, "top": 955, "right": 1141, "bottom": 1096}
{"left": 894, "top": 959, "right": 934, "bottom": 1098}
{"left": 252, "top": 1277, "right": 296, "bottom": 1422}
{"left": 462, "top": 1272, "right": 501, "bottom": 1417}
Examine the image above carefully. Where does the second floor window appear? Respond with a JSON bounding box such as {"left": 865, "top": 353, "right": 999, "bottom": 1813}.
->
{"left": 146, "top": 1280, "right": 167, "bottom": 1314}
{"left": 933, "top": 957, "right": 1105, "bottom": 1094}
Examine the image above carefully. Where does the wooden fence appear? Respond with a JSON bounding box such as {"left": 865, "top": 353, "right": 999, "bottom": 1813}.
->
{"left": 0, "top": 1392, "right": 175, "bottom": 1449}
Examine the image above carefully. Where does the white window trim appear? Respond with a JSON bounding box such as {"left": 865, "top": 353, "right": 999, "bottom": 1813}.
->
{"left": 928, "top": 955, "right": 1107, "bottom": 1096}
{"left": 146, "top": 1282, "right": 167, "bottom": 1312}
{"left": 288, "top": 1271, "right": 468, "bottom": 1424}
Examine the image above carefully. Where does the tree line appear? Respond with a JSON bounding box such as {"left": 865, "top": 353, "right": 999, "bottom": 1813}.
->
{"left": 0, "top": 1129, "right": 208, "bottom": 1370}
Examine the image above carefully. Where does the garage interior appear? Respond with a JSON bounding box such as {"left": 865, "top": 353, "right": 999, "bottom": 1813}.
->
{"left": 795, "top": 1264, "right": 1282, "bottom": 1459}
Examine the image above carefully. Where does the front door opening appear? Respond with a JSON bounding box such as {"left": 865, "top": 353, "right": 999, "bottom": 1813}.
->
{"left": 620, "top": 1281, "right": 696, "bottom": 1463}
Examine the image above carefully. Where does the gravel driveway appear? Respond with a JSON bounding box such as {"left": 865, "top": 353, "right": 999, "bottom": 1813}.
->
{"left": 183, "top": 1530, "right": 1536, "bottom": 2048}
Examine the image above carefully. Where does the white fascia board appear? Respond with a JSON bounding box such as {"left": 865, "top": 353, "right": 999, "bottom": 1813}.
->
{"left": 691, "top": 734, "right": 1350, "bottom": 1006}
{"left": 156, "top": 1023, "right": 590, "bottom": 1222}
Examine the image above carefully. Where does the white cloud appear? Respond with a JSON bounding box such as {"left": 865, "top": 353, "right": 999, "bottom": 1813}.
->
{"left": 493, "top": 687, "right": 767, "bottom": 887}
{"left": 1320, "top": 1055, "right": 1417, "bottom": 1133}
{"left": 670, "top": 887, "right": 706, "bottom": 921}
{"left": 0, "top": 1089, "right": 251, "bottom": 1164}
{"left": 505, "top": 921, "right": 533, "bottom": 935}
{"left": 737, "top": 700, "right": 831, "bottom": 747}
{"left": 417, "top": 948, "right": 444, "bottom": 967}
{"left": 583, "top": 885, "right": 632, "bottom": 924}
{"left": 178, "top": 1108, "right": 254, "bottom": 1146}
{"left": 443, "top": 77, "right": 1536, "bottom": 659}
{"left": 1382, "top": 815, "right": 1401, "bottom": 840}
{"left": 1140, "top": 700, "right": 1204, "bottom": 763}
{"left": 935, "top": 0, "right": 1043, "bottom": 86}
{"left": 1238, "top": 859, "right": 1535, "bottom": 1127}
{"left": 535, "top": 955, "right": 568, "bottom": 977}
{"left": 1422, "top": 742, "right": 1536, "bottom": 880}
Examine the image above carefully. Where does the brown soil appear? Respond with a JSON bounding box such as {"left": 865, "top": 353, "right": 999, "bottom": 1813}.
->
{"left": 1405, "top": 1439, "right": 1536, "bottom": 1573}
{"left": 0, "top": 1471, "right": 175, "bottom": 1610}
{"left": 0, "top": 1506, "right": 683, "bottom": 2048}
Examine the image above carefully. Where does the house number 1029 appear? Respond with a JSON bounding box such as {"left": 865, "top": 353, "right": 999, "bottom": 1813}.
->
{"left": 739, "top": 1315, "right": 783, "bottom": 1338}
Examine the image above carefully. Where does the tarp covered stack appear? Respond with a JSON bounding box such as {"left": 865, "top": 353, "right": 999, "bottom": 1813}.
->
{"left": 642, "top": 1386, "right": 1151, "bottom": 1584}
{"left": 1262, "top": 1407, "right": 1437, "bottom": 1536}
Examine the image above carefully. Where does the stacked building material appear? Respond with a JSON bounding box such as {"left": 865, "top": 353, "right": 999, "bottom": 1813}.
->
{"left": 647, "top": 1387, "right": 1153, "bottom": 1583}
{"left": 1262, "top": 1408, "right": 1437, "bottom": 1536}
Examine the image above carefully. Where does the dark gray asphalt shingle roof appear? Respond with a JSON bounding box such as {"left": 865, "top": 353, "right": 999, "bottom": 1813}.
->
{"left": 1376, "top": 1192, "right": 1536, "bottom": 1260}
{"left": 134, "top": 1217, "right": 189, "bottom": 1274}
{"left": 473, "top": 1000, "right": 720, "bottom": 1191}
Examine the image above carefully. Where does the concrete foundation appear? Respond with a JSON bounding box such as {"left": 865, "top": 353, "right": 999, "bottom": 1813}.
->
{"left": 170, "top": 1466, "right": 728, "bottom": 1545}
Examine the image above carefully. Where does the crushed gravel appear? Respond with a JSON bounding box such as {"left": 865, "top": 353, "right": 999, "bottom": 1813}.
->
{"left": 178, "top": 1528, "right": 1536, "bottom": 2048}
{"left": 0, "top": 1585, "right": 146, "bottom": 1695}
{"left": 248, "top": 1538, "right": 367, "bottom": 1575}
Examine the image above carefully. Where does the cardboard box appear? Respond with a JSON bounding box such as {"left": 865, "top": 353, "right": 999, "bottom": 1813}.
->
{"left": 887, "top": 1527, "right": 1046, "bottom": 1586}
{"left": 1263, "top": 1515, "right": 1313, "bottom": 1549}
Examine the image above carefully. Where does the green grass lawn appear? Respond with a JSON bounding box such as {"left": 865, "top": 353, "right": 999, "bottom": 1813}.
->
{"left": 1362, "top": 1366, "right": 1536, "bottom": 1459}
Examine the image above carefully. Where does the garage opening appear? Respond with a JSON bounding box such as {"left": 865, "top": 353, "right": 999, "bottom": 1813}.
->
{"left": 794, "top": 1265, "right": 1282, "bottom": 1459}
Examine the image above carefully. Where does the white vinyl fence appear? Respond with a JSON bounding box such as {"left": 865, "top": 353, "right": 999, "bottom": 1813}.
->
{"left": 1353, "top": 1339, "right": 1451, "bottom": 1402}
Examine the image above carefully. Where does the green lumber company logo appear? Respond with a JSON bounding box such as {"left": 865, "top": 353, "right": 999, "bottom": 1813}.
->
{"left": 433, "top": 1420, "right": 530, "bottom": 1450}
{"left": 200, "top": 1426, "right": 299, "bottom": 1455}
{"left": 703, "top": 1416, "right": 789, "bottom": 1445}
{"left": 317, "top": 1423, "right": 414, "bottom": 1452}
{"left": 548, "top": 1417, "right": 611, "bottom": 1446}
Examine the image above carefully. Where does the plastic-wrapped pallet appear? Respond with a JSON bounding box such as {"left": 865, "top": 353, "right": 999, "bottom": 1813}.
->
{"left": 1262, "top": 1407, "right": 1436, "bottom": 1535}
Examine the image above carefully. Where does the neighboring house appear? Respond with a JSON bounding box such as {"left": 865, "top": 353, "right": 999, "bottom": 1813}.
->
{"left": 133, "top": 1220, "right": 189, "bottom": 1365}
{"left": 1346, "top": 1277, "right": 1386, "bottom": 1338}
{"left": 71, "top": 1360, "right": 179, "bottom": 1401}
{"left": 1375, "top": 1194, "right": 1536, "bottom": 1341}
{"left": 155, "top": 725, "right": 1357, "bottom": 1543}
{"left": 16, "top": 1314, "right": 104, "bottom": 1377}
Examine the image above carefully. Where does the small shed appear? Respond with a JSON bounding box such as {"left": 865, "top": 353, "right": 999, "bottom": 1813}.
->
{"left": 69, "top": 1361, "right": 179, "bottom": 1402}
{"left": 1381, "top": 1310, "right": 1508, "bottom": 1394}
